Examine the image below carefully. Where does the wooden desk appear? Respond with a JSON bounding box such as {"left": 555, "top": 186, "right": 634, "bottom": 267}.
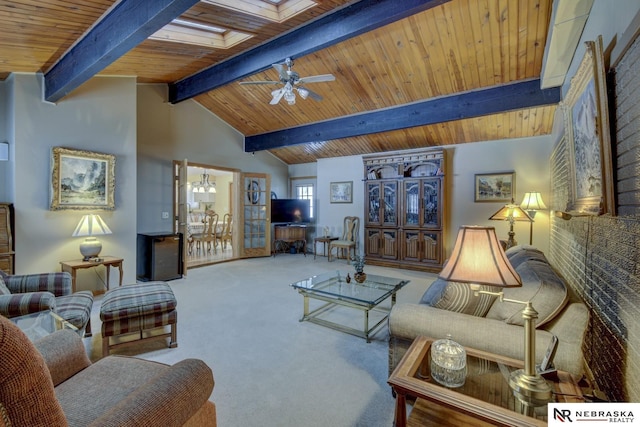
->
{"left": 60, "top": 256, "right": 124, "bottom": 294}
{"left": 313, "top": 236, "right": 338, "bottom": 259}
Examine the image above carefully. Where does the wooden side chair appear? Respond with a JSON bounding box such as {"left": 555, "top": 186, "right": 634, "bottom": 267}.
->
{"left": 192, "top": 210, "right": 219, "bottom": 254}
{"left": 329, "top": 216, "right": 360, "bottom": 263}
{"left": 217, "top": 213, "right": 233, "bottom": 250}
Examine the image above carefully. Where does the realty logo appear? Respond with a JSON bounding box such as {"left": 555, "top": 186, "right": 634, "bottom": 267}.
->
{"left": 549, "top": 403, "right": 640, "bottom": 426}
{"left": 554, "top": 408, "right": 573, "bottom": 422}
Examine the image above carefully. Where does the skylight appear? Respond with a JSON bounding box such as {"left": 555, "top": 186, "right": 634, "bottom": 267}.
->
{"left": 202, "top": 0, "right": 317, "bottom": 23}
{"left": 149, "top": 18, "right": 252, "bottom": 49}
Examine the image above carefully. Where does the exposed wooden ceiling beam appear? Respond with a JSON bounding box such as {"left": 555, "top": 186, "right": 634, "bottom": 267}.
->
{"left": 44, "top": 0, "right": 199, "bottom": 103}
{"left": 244, "top": 79, "right": 561, "bottom": 152}
{"left": 169, "top": 0, "right": 450, "bottom": 103}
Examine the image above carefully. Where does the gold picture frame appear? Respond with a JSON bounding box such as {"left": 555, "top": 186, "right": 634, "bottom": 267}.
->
{"left": 330, "top": 181, "right": 353, "bottom": 203}
{"left": 50, "top": 147, "right": 116, "bottom": 211}
{"left": 562, "top": 36, "right": 615, "bottom": 215}
{"left": 474, "top": 172, "right": 515, "bottom": 203}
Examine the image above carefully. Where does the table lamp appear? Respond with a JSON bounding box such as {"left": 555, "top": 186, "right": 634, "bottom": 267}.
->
{"left": 439, "top": 226, "right": 552, "bottom": 405}
{"left": 489, "top": 199, "right": 532, "bottom": 247}
{"left": 72, "top": 214, "right": 112, "bottom": 261}
{"left": 520, "top": 192, "right": 547, "bottom": 245}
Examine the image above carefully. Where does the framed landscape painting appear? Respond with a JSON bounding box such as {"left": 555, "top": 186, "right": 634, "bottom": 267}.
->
{"left": 474, "top": 172, "right": 515, "bottom": 202}
{"left": 50, "top": 147, "right": 116, "bottom": 210}
{"left": 563, "top": 36, "right": 615, "bottom": 215}
{"left": 330, "top": 181, "right": 353, "bottom": 203}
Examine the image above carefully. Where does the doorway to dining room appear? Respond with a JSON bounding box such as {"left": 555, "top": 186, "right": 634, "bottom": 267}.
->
{"left": 183, "top": 163, "right": 238, "bottom": 269}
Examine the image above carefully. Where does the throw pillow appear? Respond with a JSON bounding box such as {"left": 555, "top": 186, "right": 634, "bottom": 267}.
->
{"left": 0, "top": 276, "right": 10, "bottom": 295}
{"left": 421, "top": 278, "right": 498, "bottom": 317}
{"left": 0, "top": 315, "right": 68, "bottom": 426}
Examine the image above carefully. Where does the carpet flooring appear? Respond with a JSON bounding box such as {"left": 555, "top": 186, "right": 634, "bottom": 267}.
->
{"left": 84, "top": 254, "right": 437, "bottom": 427}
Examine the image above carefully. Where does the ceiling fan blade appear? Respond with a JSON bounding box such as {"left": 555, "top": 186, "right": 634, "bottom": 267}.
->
{"left": 297, "top": 74, "right": 336, "bottom": 84}
{"left": 239, "top": 80, "right": 281, "bottom": 85}
{"left": 272, "top": 63, "right": 289, "bottom": 82}
{"left": 297, "top": 86, "right": 323, "bottom": 101}
{"left": 270, "top": 88, "right": 285, "bottom": 105}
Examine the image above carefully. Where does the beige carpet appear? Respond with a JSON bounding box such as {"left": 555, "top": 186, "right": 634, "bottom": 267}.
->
{"left": 84, "top": 254, "right": 436, "bottom": 427}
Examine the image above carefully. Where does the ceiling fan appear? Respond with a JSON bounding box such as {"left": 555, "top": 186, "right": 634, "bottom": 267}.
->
{"left": 239, "top": 58, "right": 335, "bottom": 105}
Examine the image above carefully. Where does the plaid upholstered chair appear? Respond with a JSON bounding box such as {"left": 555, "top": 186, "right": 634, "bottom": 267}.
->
{"left": 0, "top": 270, "right": 93, "bottom": 336}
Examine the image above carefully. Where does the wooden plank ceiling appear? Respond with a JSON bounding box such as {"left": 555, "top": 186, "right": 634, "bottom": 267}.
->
{"left": 0, "top": 0, "right": 556, "bottom": 165}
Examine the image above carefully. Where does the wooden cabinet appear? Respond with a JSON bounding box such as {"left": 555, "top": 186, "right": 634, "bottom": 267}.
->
{"left": 0, "top": 203, "right": 15, "bottom": 274}
{"left": 273, "top": 225, "right": 307, "bottom": 255}
{"left": 363, "top": 149, "right": 446, "bottom": 272}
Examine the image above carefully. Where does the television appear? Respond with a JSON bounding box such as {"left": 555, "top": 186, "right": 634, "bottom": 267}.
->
{"left": 271, "top": 199, "right": 311, "bottom": 224}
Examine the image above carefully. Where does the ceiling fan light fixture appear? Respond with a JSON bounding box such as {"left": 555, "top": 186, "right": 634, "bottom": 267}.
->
{"left": 297, "top": 87, "right": 309, "bottom": 99}
{"left": 284, "top": 91, "right": 296, "bottom": 105}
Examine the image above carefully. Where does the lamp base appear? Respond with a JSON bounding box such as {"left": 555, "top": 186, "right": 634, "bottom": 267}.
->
{"left": 508, "top": 369, "right": 553, "bottom": 407}
{"left": 79, "top": 237, "right": 102, "bottom": 261}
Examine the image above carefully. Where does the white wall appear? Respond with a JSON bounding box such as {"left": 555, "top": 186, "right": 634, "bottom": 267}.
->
{"left": 8, "top": 74, "right": 138, "bottom": 291}
{"left": 0, "top": 78, "right": 14, "bottom": 202}
{"left": 136, "top": 84, "right": 289, "bottom": 233}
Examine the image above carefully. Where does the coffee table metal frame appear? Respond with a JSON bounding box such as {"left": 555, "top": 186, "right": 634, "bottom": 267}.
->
{"left": 291, "top": 271, "right": 409, "bottom": 342}
{"left": 388, "top": 335, "right": 583, "bottom": 427}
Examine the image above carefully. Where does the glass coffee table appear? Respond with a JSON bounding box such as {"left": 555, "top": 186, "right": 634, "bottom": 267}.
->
{"left": 388, "top": 336, "right": 584, "bottom": 426}
{"left": 290, "top": 271, "right": 409, "bottom": 342}
{"left": 11, "top": 310, "right": 77, "bottom": 342}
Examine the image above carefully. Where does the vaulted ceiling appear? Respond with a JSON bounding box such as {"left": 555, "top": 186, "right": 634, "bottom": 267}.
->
{"left": 0, "top": 0, "right": 560, "bottom": 165}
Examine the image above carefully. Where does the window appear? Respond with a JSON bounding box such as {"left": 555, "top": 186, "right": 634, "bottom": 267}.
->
{"left": 295, "top": 184, "right": 314, "bottom": 219}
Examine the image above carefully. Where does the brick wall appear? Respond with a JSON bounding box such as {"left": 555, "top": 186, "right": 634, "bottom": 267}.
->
{"left": 549, "top": 35, "right": 640, "bottom": 402}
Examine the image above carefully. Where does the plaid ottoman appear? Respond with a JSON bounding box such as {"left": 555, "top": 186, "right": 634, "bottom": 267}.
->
{"left": 100, "top": 282, "right": 177, "bottom": 356}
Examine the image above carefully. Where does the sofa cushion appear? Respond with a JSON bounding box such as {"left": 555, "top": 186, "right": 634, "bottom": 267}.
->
{"left": 0, "top": 314, "right": 68, "bottom": 426}
{"left": 485, "top": 258, "right": 568, "bottom": 327}
{"left": 505, "top": 245, "right": 548, "bottom": 269}
{"left": 421, "top": 278, "right": 497, "bottom": 317}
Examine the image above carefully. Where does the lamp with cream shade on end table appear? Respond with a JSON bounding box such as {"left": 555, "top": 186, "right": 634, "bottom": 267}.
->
{"left": 72, "top": 214, "right": 112, "bottom": 261}
{"left": 439, "top": 225, "right": 553, "bottom": 409}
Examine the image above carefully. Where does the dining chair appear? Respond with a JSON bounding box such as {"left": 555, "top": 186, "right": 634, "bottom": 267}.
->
{"left": 217, "top": 213, "right": 233, "bottom": 250}
{"left": 329, "top": 216, "right": 360, "bottom": 263}
{"left": 192, "top": 210, "right": 219, "bottom": 254}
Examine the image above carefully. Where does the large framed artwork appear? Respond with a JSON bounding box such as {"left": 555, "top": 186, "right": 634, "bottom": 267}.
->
{"left": 50, "top": 147, "right": 116, "bottom": 210}
{"left": 563, "top": 36, "right": 615, "bottom": 215}
{"left": 330, "top": 181, "right": 353, "bottom": 203}
{"left": 474, "top": 172, "right": 515, "bottom": 203}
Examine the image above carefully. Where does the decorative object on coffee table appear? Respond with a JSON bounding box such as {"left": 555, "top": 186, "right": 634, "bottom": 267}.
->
{"left": 352, "top": 254, "right": 366, "bottom": 283}
{"left": 439, "top": 225, "right": 552, "bottom": 407}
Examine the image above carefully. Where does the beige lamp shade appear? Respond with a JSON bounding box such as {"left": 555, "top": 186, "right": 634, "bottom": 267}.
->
{"left": 488, "top": 201, "right": 532, "bottom": 223}
{"left": 72, "top": 214, "right": 112, "bottom": 260}
{"left": 439, "top": 225, "right": 521, "bottom": 288}
{"left": 520, "top": 192, "right": 547, "bottom": 211}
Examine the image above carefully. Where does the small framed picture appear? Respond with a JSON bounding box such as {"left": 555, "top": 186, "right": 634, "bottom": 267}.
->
{"left": 50, "top": 147, "right": 116, "bottom": 210}
{"left": 474, "top": 172, "right": 515, "bottom": 203}
{"left": 330, "top": 181, "right": 353, "bottom": 203}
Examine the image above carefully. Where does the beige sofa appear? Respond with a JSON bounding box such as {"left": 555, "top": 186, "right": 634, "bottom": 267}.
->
{"left": 0, "top": 314, "right": 216, "bottom": 427}
{"left": 388, "top": 246, "right": 589, "bottom": 378}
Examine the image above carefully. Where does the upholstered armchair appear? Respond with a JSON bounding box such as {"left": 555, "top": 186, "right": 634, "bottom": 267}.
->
{"left": 0, "top": 315, "right": 216, "bottom": 427}
{"left": 0, "top": 270, "right": 93, "bottom": 335}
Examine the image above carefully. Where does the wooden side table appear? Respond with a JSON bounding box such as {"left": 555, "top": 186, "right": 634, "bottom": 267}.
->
{"left": 313, "top": 236, "right": 338, "bottom": 259}
{"left": 388, "top": 336, "right": 583, "bottom": 427}
{"left": 60, "top": 256, "right": 124, "bottom": 294}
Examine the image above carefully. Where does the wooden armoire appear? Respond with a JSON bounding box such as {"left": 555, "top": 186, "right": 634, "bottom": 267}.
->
{"left": 0, "top": 203, "right": 15, "bottom": 274}
{"left": 363, "top": 148, "right": 446, "bottom": 273}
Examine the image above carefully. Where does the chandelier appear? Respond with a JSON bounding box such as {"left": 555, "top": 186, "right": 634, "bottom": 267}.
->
{"left": 192, "top": 170, "right": 216, "bottom": 193}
